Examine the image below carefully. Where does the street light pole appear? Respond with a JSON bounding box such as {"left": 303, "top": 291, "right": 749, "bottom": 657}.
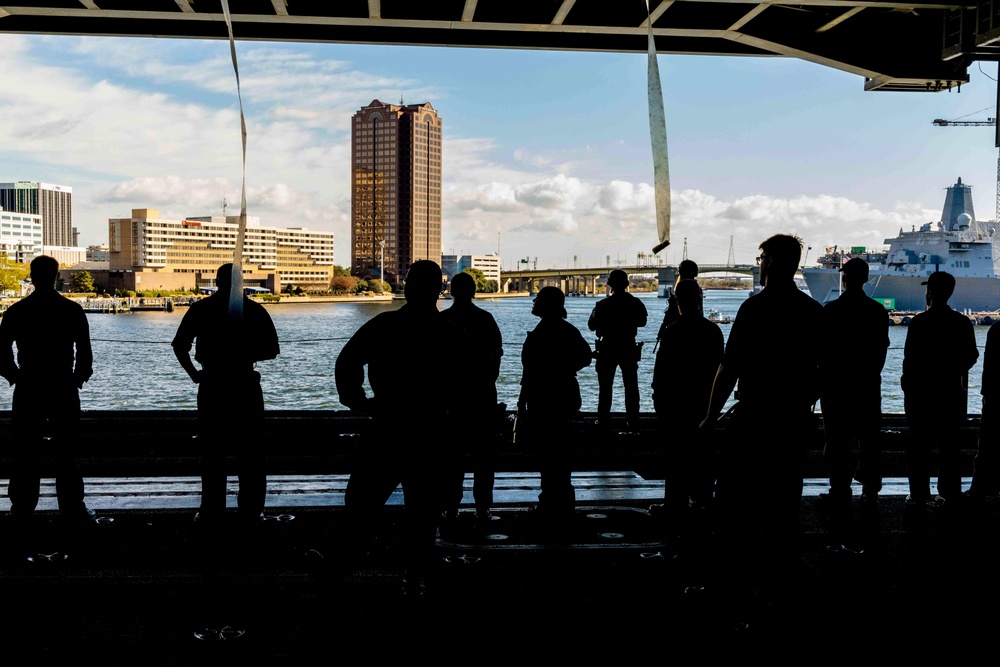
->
{"left": 379, "top": 239, "right": 385, "bottom": 289}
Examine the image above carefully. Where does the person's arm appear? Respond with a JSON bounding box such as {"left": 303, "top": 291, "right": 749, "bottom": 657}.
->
{"left": 963, "top": 318, "right": 980, "bottom": 372}
{"left": 73, "top": 309, "right": 94, "bottom": 389}
{"left": 254, "top": 304, "right": 280, "bottom": 362}
{"left": 0, "top": 315, "right": 18, "bottom": 386}
{"left": 489, "top": 316, "right": 503, "bottom": 381}
{"left": 587, "top": 303, "right": 600, "bottom": 333}
{"left": 876, "top": 310, "right": 890, "bottom": 372}
{"left": 171, "top": 312, "right": 201, "bottom": 384}
{"left": 573, "top": 326, "right": 593, "bottom": 372}
{"left": 517, "top": 338, "right": 532, "bottom": 411}
{"left": 334, "top": 324, "right": 372, "bottom": 412}
{"left": 636, "top": 298, "right": 648, "bottom": 329}
{"left": 700, "top": 363, "right": 738, "bottom": 430}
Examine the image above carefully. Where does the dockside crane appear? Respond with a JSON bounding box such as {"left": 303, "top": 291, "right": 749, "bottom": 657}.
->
{"left": 932, "top": 114, "right": 1000, "bottom": 222}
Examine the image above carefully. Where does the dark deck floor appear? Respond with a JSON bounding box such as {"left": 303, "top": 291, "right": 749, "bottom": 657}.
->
{"left": 2, "top": 491, "right": 999, "bottom": 660}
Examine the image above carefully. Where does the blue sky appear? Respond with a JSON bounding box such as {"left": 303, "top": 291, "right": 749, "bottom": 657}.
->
{"left": 2, "top": 33, "right": 1000, "bottom": 270}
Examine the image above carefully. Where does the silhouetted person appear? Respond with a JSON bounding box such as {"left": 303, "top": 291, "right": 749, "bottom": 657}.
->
{"left": 818, "top": 258, "right": 890, "bottom": 516}
{"left": 657, "top": 259, "right": 699, "bottom": 341}
{"left": 441, "top": 271, "right": 503, "bottom": 521}
{"left": 651, "top": 279, "right": 723, "bottom": 525}
{"left": 518, "top": 286, "right": 593, "bottom": 519}
{"left": 700, "top": 234, "right": 823, "bottom": 614}
{"left": 172, "top": 263, "right": 280, "bottom": 528}
{"left": 588, "top": 269, "right": 648, "bottom": 430}
{"left": 335, "top": 260, "right": 458, "bottom": 592}
{"left": 901, "top": 271, "right": 978, "bottom": 508}
{"left": 0, "top": 255, "right": 95, "bottom": 543}
{"left": 968, "top": 321, "right": 1000, "bottom": 501}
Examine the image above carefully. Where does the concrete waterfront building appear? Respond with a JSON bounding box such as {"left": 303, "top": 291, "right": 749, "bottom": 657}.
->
{"left": 0, "top": 207, "right": 43, "bottom": 263}
{"left": 106, "top": 208, "right": 334, "bottom": 293}
{"left": 42, "top": 245, "right": 86, "bottom": 266}
{"left": 351, "top": 99, "right": 442, "bottom": 285}
{"left": 0, "top": 181, "right": 74, "bottom": 246}
{"left": 87, "top": 244, "right": 110, "bottom": 262}
{"left": 454, "top": 254, "right": 502, "bottom": 291}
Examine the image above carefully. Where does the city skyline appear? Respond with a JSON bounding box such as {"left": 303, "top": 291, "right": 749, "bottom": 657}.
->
{"left": 3, "top": 34, "right": 1000, "bottom": 270}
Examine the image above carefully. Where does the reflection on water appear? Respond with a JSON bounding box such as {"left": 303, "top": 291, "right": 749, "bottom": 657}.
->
{"left": 0, "top": 289, "right": 987, "bottom": 414}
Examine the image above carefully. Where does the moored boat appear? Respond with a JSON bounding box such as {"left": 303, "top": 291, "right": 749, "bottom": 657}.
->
{"left": 707, "top": 308, "right": 732, "bottom": 324}
{"left": 802, "top": 177, "right": 1000, "bottom": 312}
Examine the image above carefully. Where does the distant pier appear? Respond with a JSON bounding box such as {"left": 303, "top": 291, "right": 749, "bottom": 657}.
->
{"left": 76, "top": 297, "right": 179, "bottom": 314}
{"left": 888, "top": 310, "right": 1000, "bottom": 325}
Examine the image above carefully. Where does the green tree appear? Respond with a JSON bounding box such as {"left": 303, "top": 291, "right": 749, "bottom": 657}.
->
{"left": 69, "top": 270, "right": 95, "bottom": 293}
{"left": 333, "top": 265, "right": 351, "bottom": 277}
{"left": 369, "top": 278, "right": 390, "bottom": 294}
{"left": 355, "top": 279, "right": 369, "bottom": 293}
{"left": 0, "top": 255, "right": 28, "bottom": 296}
{"left": 462, "top": 267, "right": 487, "bottom": 293}
{"left": 484, "top": 279, "right": 499, "bottom": 293}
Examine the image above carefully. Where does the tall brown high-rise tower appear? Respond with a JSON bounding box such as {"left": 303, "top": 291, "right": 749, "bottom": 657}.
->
{"left": 351, "top": 99, "right": 442, "bottom": 285}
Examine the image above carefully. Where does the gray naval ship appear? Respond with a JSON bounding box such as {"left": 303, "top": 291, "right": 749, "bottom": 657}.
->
{"left": 802, "top": 177, "right": 1000, "bottom": 312}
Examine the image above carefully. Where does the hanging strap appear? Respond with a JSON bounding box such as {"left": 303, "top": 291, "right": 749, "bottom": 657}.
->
{"left": 220, "top": 0, "right": 247, "bottom": 321}
{"left": 646, "top": 1, "right": 671, "bottom": 256}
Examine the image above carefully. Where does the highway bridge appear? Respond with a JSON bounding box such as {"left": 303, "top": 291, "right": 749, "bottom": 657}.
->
{"left": 500, "top": 263, "right": 759, "bottom": 294}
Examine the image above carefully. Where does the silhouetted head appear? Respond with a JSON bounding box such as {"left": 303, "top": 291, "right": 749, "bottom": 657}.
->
{"left": 532, "top": 286, "right": 567, "bottom": 319}
{"left": 607, "top": 269, "right": 629, "bottom": 291}
{"left": 450, "top": 272, "right": 476, "bottom": 302}
{"left": 404, "top": 260, "right": 443, "bottom": 305}
{"left": 839, "top": 257, "right": 869, "bottom": 282}
{"left": 758, "top": 234, "right": 803, "bottom": 284}
{"left": 678, "top": 259, "right": 699, "bottom": 281}
{"left": 922, "top": 271, "right": 956, "bottom": 303}
{"left": 215, "top": 263, "right": 234, "bottom": 292}
{"left": 674, "top": 279, "right": 703, "bottom": 316}
{"left": 29, "top": 255, "right": 59, "bottom": 289}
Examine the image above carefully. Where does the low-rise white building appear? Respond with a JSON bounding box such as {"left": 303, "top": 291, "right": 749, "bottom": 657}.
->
{"left": 0, "top": 207, "right": 43, "bottom": 263}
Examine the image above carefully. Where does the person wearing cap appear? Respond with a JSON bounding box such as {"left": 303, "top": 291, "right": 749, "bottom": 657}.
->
{"left": 901, "top": 270, "right": 979, "bottom": 509}
{"left": 817, "top": 257, "right": 890, "bottom": 522}
{"left": 518, "top": 286, "right": 593, "bottom": 519}
{"left": 587, "top": 269, "right": 648, "bottom": 431}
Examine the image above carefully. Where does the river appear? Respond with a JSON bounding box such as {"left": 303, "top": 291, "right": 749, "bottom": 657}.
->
{"left": 0, "top": 289, "right": 988, "bottom": 415}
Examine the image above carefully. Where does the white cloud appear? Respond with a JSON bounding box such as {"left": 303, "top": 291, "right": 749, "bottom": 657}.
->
{"left": 0, "top": 36, "right": 946, "bottom": 270}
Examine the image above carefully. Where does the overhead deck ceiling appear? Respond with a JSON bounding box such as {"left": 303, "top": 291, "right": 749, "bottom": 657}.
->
{"left": 3, "top": 1, "right": 1000, "bottom": 92}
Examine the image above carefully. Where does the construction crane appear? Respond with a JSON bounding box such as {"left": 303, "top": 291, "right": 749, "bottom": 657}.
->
{"left": 932, "top": 115, "right": 1000, "bottom": 222}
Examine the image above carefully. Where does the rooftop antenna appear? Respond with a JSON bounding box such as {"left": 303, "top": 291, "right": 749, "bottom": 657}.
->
{"left": 222, "top": 195, "right": 228, "bottom": 218}
{"left": 400, "top": 94, "right": 404, "bottom": 105}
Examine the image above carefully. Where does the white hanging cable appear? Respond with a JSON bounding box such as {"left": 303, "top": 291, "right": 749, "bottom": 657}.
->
{"left": 220, "top": 0, "right": 246, "bottom": 320}
{"left": 646, "top": 1, "right": 671, "bottom": 256}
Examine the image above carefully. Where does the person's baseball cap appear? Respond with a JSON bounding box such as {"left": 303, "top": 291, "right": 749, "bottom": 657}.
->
{"left": 839, "top": 257, "right": 869, "bottom": 281}
{"left": 921, "top": 271, "right": 956, "bottom": 293}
